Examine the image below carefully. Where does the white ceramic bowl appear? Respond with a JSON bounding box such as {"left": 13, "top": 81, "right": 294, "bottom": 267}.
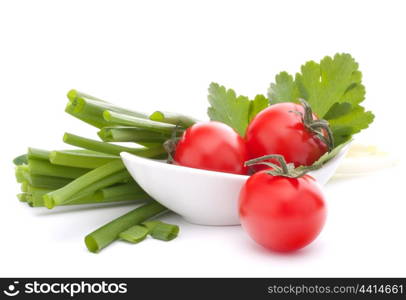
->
{"left": 121, "top": 145, "right": 350, "bottom": 226}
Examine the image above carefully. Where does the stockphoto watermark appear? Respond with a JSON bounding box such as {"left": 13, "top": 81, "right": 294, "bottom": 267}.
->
{"left": 2, "top": 280, "right": 127, "bottom": 297}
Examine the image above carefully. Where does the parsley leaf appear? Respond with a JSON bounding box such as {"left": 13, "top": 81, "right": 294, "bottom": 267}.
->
{"left": 13, "top": 154, "right": 28, "bottom": 166}
{"left": 249, "top": 94, "right": 269, "bottom": 122}
{"left": 268, "top": 53, "right": 374, "bottom": 145}
{"left": 207, "top": 83, "right": 268, "bottom": 136}
{"left": 328, "top": 104, "right": 375, "bottom": 145}
{"left": 269, "top": 71, "right": 299, "bottom": 103}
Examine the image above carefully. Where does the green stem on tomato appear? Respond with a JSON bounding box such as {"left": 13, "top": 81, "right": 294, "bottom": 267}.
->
{"left": 84, "top": 201, "right": 167, "bottom": 253}
{"left": 63, "top": 132, "right": 166, "bottom": 158}
{"left": 103, "top": 110, "right": 176, "bottom": 134}
{"left": 43, "top": 160, "right": 126, "bottom": 209}
{"left": 49, "top": 150, "right": 119, "bottom": 169}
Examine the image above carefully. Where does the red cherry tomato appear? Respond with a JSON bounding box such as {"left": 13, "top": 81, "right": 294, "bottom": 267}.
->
{"left": 174, "top": 121, "right": 248, "bottom": 175}
{"left": 239, "top": 171, "right": 326, "bottom": 252}
{"left": 246, "top": 103, "right": 328, "bottom": 169}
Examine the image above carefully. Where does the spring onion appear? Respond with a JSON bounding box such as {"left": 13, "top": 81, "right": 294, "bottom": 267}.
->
{"left": 43, "top": 160, "right": 126, "bottom": 209}
{"left": 143, "top": 220, "right": 180, "bottom": 241}
{"left": 103, "top": 110, "right": 176, "bottom": 134}
{"left": 50, "top": 150, "right": 119, "bottom": 169}
{"left": 25, "top": 174, "right": 73, "bottom": 189}
{"left": 27, "top": 148, "right": 51, "bottom": 161}
{"left": 119, "top": 225, "right": 149, "bottom": 244}
{"left": 149, "top": 111, "right": 197, "bottom": 128}
{"left": 63, "top": 132, "right": 166, "bottom": 158}
{"left": 85, "top": 201, "right": 167, "bottom": 253}
{"left": 28, "top": 158, "right": 90, "bottom": 178}
{"left": 17, "top": 193, "right": 28, "bottom": 202}
{"left": 98, "top": 126, "right": 170, "bottom": 143}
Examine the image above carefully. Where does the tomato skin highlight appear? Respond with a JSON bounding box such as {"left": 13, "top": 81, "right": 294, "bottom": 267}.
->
{"left": 174, "top": 121, "right": 248, "bottom": 175}
{"left": 246, "top": 103, "right": 328, "bottom": 169}
{"left": 239, "top": 171, "right": 326, "bottom": 252}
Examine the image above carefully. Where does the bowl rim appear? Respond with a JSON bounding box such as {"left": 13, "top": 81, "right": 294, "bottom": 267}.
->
{"left": 120, "top": 152, "right": 250, "bottom": 180}
{"left": 120, "top": 144, "right": 349, "bottom": 181}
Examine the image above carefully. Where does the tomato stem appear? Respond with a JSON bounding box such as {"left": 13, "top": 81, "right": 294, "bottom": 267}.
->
{"left": 163, "top": 124, "right": 184, "bottom": 163}
{"left": 245, "top": 154, "right": 289, "bottom": 174}
{"left": 245, "top": 154, "right": 320, "bottom": 178}
{"left": 292, "top": 99, "right": 335, "bottom": 151}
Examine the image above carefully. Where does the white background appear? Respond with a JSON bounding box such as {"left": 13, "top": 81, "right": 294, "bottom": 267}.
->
{"left": 0, "top": 0, "right": 405, "bottom": 277}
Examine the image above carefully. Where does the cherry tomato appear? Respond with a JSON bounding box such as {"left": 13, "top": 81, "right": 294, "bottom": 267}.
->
{"left": 246, "top": 103, "right": 328, "bottom": 169}
{"left": 239, "top": 171, "right": 326, "bottom": 252}
{"left": 174, "top": 121, "right": 248, "bottom": 174}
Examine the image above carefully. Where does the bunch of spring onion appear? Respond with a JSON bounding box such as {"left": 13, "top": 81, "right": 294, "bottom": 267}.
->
{"left": 13, "top": 90, "right": 196, "bottom": 252}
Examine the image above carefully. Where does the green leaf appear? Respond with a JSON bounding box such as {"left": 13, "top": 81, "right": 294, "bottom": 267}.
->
{"left": 324, "top": 102, "right": 352, "bottom": 119}
{"left": 328, "top": 105, "right": 375, "bottom": 145}
{"left": 294, "top": 54, "right": 363, "bottom": 117}
{"left": 249, "top": 94, "right": 269, "bottom": 122}
{"left": 268, "top": 72, "right": 299, "bottom": 103}
{"left": 268, "top": 53, "right": 374, "bottom": 146}
{"left": 340, "top": 82, "right": 365, "bottom": 105}
{"left": 269, "top": 53, "right": 365, "bottom": 116}
{"left": 207, "top": 83, "right": 268, "bottom": 136}
{"left": 13, "top": 154, "right": 28, "bottom": 166}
